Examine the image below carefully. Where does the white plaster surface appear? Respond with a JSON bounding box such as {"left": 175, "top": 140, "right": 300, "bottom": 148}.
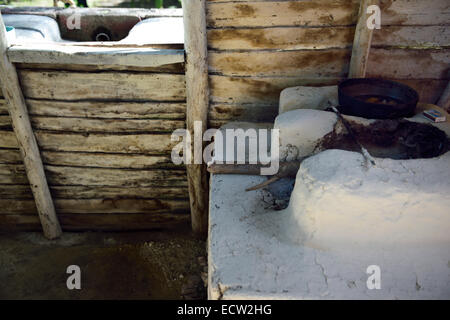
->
{"left": 279, "top": 85, "right": 338, "bottom": 114}
{"left": 274, "top": 109, "right": 450, "bottom": 162}
{"left": 208, "top": 150, "right": 450, "bottom": 300}
{"left": 274, "top": 109, "right": 337, "bottom": 160}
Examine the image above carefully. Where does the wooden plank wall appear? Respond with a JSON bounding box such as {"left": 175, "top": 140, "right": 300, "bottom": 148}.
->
{"left": 0, "top": 62, "right": 190, "bottom": 231}
{"left": 206, "top": 0, "right": 450, "bottom": 127}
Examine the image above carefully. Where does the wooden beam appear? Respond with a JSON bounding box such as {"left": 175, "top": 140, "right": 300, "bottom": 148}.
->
{"left": 182, "top": 0, "right": 209, "bottom": 237}
{"left": 0, "top": 14, "right": 61, "bottom": 239}
{"left": 437, "top": 81, "right": 450, "bottom": 112}
{"left": 7, "top": 44, "right": 184, "bottom": 67}
{"left": 349, "top": 0, "right": 379, "bottom": 78}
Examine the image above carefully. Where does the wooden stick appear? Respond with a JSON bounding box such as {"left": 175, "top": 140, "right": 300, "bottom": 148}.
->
{"left": 0, "top": 14, "right": 61, "bottom": 239}
{"left": 437, "top": 81, "right": 450, "bottom": 112}
{"left": 348, "top": 0, "right": 378, "bottom": 78}
{"left": 331, "top": 106, "right": 376, "bottom": 166}
{"left": 208, "top": 162, "right": 303, "bottom": 192}
{"left": 208, "top": 162, "right": 302, "bottom": 177}
{"left": 182, "top": 0, "right": 209, "bottom": 237}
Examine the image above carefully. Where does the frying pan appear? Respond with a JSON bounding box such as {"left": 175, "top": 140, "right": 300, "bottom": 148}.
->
{"left": 338, "top": 78, "right": 419, "bottom": 119}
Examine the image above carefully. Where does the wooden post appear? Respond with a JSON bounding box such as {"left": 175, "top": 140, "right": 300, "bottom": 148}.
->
{"left": 437, "top": 81, "right": 450, "bottom": 112}
{"left": 0, "top": 14, "right": 62, "bottom": 239}
{"left": 182, "top": 0, "right": 209, "bottom": 237}
{"left": 349, "top": 0, "right": 379, "bottom": 78}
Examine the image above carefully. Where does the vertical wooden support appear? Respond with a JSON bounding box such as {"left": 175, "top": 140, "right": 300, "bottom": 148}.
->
{"left": 437, "top": 81, "right": 450, "bottom": 112}
{"left": 0, "top": 14, "right": 61, "bottom": 239}
{"left": 182, "top": 0, "right": 209, "bottom": 237}
{"left": 349, "top": 0, "right": 379, "bottom": 78}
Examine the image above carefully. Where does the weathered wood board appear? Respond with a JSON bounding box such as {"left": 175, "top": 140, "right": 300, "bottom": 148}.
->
{"left": 0, "top": 131, "right": 177, "bottom": 154}
{"left": 0, "top": 163, "right": 187, "bottom": 187}
{"left": 16, "top": 62, "right": 185, "bottom": 73}
{"left": 0, "top": 213, "right": 190, "bottom": 231}
{"left": 0, "top": 163, "right": 28, "bottom": 184}
{"left": 1, "top": 115, "right": 185, "bottom": 132}
{"left": 367, "top": 49, "right": 450, "bottom": 80}
{"left": 44, "top": 166, "right": 187, "bottom": 187}
{"left": 18, "top": 70, "right": 186, "bottom": 101}
{"left": 0, "top": 198, "right": 189, "bottom": 214}
{"left": 209, "top": 75, "right": 341, "bottom": 104}
{"left": 0, "top": 185, "right": 189, "bottom": 200}
{"left": 8, "top": 45, "right": 185, "bottom": 68}
{"left": 207, "top": 26, "right": 450, "bottom": 51}
{"left": 206, "top": 0, "right": 360, "bottom": 28}
{"left": 41, "top": 151, "right": 177, "bottom": 169}
{"left": 206, "top": 0, "right": 450, "bottom": 28}
{"left": 208, "top": 103, "right": 278, "bottom": 126}
{"left": 208, "top": 49, "right": 352, "bottom": 77}
{"left": 209, "top": 49, "right": 449, "bottom": 78}
{"left": 22, "top": 100, "right": 186, "bottom": 119}
{"left": 30, "top": 117, "right": 185, "bottom": 133}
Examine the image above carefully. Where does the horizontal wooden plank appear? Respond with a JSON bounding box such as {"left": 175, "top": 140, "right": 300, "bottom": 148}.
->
{"left": 206, "top": 0, "right": 450, "bottom": 28}
{"left": 0, "top": 185, "right": 189, "bottom": 200}
{"left": 373, "top": 26, "right": 450, "bottom": 49}
{"left": 206, "top": 0, "right": 360, "bottom": 28}
{"left": 8, "top": 45, "right": 185, "bottom": 68}
{"left": 0, "top": 99, "right": 5, "bottom": 114}
{"left": 393, "top": 79, "right": 449, "bottom": 105}
{"left": 45, "top": 165, "right": 187, "bottom": 187}
{"left": 207, "top": 26, "right": 354, "bottom": 50}
{"left": 1, "top": 148, "right": 178, "bottom": 169}
{"left": 208, "top": 103, "right": 278, "bottom": 124}
{"left": 23, "top": 99, "right": 186, "bottom": 119}
{"left": 42, "top": 151, "right": 177, "bottom": 169}
{"left": 210, "top": 75, "right": 340, "bottom": 104}
{"left": 0, "top": 115, "right": 11, "bottom": 128}
{"left": 209, "top": 76, "right": 448, "bottom": 106}
{"left": 380, "top": 0, "right": 450, "bottom": 26}
{"left": 207, "top": 26, "right": 450, "bottom": 51}
{"left": 0, "top": 164, "right": 28, "bottom": 184}
{"left": 22, "top": 132, "right": 175, "bottom": 154}
{"left": 0, "top": 164, "right": 188, "bottom": 188}
{"left": 367, "top": 48, "right": 450, "bottom": 79}
{"left": 0, "top": 131, "right": 18, "bottom": 149}
{"left": 209, "top": 48, "right": 449, "bottom": 79}
{"left": 0, "top": 149, "right": 22, "bottom": 164}
{"left": 18, "top": 70, "right": 186, "bottom": 101}
{"left": 208, "top": 49, "right": 351, "bottom": 77}
{"left": 0, "top": 198, "right": 189, "bottom": 214}
{"left": 29, "top": 116, "right": 185, "bottom": 133}
{"left": 0, "top": 184, "right": 33, "bottom": 199}
{"left": 0, "top": 213, "right": 190, "bottom": 231}
{"left": 15, "top": 62, "right": 185, "bottom": 73}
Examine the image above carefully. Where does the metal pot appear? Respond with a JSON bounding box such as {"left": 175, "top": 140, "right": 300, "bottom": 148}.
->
{"left": 338, "top": 78, "right": 419, "bottom": 119}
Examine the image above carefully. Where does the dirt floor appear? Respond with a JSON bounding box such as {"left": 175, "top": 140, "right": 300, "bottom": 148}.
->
{"left": 0, "top": 228, "right": 207, "bottom": 299}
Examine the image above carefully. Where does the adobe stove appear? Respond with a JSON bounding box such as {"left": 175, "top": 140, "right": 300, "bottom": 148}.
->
{"left": 207, "top": 81, "right": 450, "bottom": 300}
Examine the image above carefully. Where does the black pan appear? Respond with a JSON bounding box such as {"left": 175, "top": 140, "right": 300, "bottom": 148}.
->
{"left": 338, "top": 78, "right": 419, "bottom": 119}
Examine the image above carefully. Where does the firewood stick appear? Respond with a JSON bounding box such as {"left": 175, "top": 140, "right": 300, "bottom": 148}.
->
{"left": 208, "top": 161, "right": 303, "bottom": 192}
{"left": 207, "top": 161, "right": 302, "bottom": 177}
{"left": 246, "top": 176, "right": 281, "bottom": 192}
{"left": 331, "top": 106, "right": 376, "bottom": 166}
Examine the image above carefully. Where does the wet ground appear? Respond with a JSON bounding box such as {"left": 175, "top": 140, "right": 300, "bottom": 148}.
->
{"left": 0, "top": 228, "right": 207, "bottom": 299}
